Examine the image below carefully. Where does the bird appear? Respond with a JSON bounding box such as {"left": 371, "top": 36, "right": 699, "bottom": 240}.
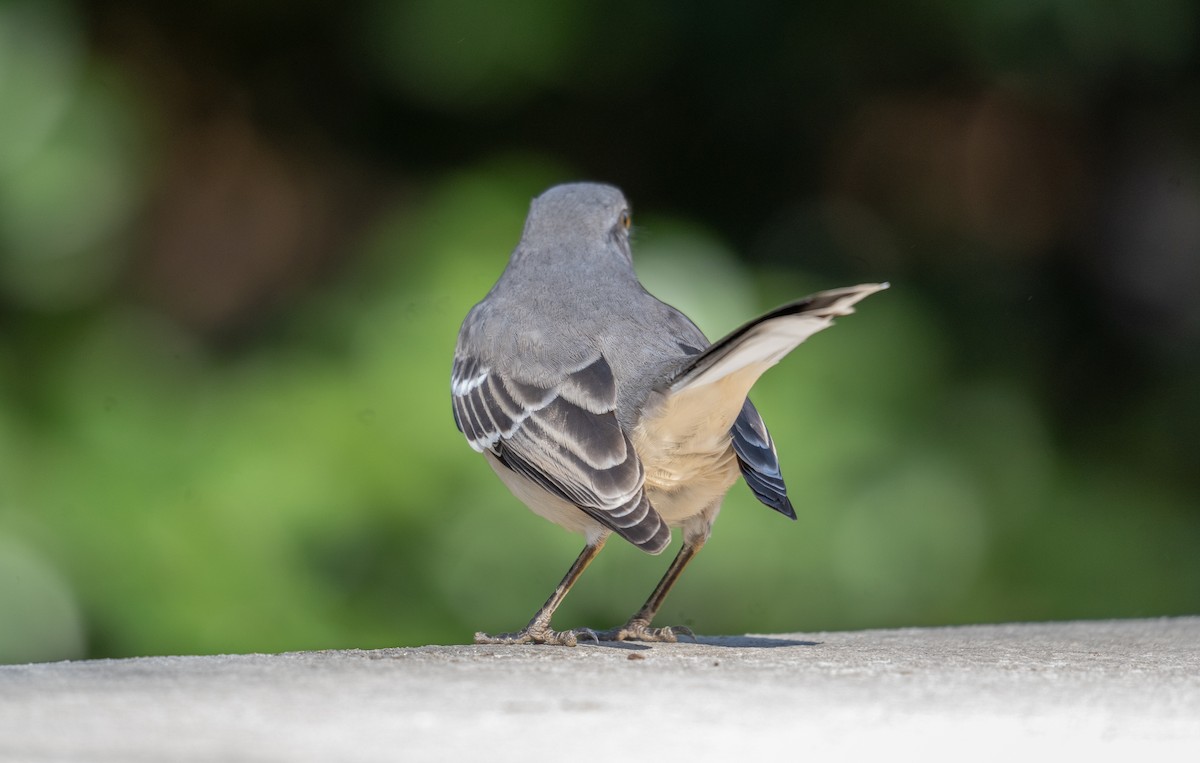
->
{"left": 451, "top": 182, "right": 886, "bottom": 645}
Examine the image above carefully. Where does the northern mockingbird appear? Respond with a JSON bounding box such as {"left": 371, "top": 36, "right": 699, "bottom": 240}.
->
{"left": 452, "top": 182, "right": 885, "bottom": 645}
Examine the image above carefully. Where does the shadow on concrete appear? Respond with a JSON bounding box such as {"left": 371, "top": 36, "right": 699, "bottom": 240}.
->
{"left": 580, "top": 635, "right": 819, "bottom": 651}
{"left": 693, "top": 636, "right": 820, "bottom": 649}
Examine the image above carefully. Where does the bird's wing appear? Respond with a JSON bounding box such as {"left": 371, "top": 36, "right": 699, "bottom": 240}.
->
{"left": 731, "top": 398, "right": 795, "bottom": 519}
{"left": 669, "top": 284, "right": 888, "bottom": 395}
{"left": 644, "top": 284, "right": 888, "bottom": 449}
{"left": 628, "top": 282, "right": 885, "bottom": 516}
{"left": 452, "top": 349, "right": 670, "bottom": 553}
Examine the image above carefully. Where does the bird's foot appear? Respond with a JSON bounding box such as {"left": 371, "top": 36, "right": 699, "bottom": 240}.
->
{"left": 594, "top": 618, "right": 695, "bottom": 643}
{"left": 474, "top": 624, "right": 597, "bottom": 647}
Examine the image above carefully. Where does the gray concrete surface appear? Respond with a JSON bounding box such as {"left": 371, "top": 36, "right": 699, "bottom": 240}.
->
{"left": 1, "top": 618, "right": 1197, "bottom": 762}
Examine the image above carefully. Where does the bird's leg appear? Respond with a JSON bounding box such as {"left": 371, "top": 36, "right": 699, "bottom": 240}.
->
{"left": 596, "top": 537, "right": 705, "bottom": 643}
{"left": 475, "top": 536, "right": 607, "bottom": 646}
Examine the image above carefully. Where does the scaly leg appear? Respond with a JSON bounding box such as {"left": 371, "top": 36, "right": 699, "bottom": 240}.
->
{"left": 475, "top": 537, "right": 607, "bottom": 646}
{"left": 596, "top": 537, "right": 705, "bottom": 642}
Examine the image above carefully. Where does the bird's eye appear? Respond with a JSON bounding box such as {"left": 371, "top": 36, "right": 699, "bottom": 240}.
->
{"left": 619, "top": 210, "right": 632, "bottom": 231}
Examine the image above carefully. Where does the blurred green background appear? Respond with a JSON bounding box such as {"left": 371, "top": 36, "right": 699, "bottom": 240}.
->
{"left": 2, "top": 0, "right": 1198, "bottom": 664}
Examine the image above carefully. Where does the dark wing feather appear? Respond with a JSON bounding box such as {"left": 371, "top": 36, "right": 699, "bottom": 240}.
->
{"left": 451, "top": 351, "right": 670, "bottom": 552}
{"left": 732, "top": 398, "right": 795, "bottom": 519}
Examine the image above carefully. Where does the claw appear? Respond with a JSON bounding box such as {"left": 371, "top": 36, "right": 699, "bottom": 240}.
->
{"left": 672, "top": 625, "right": 697, "bottom": 641}
{"left": 593, "top": 619, "right": 694, "bottom": 643}
{"left": 474, "top": 625, "right": 595, "bottom": 647}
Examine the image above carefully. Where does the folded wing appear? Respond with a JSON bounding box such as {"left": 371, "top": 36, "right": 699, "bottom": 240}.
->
{"left": 452, "top": 351, "right": 670, "bottom": 553}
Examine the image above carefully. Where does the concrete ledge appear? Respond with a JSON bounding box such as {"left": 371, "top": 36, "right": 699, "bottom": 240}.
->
{"left": 2, "top": 618, "right": 1198, "bottom": 761}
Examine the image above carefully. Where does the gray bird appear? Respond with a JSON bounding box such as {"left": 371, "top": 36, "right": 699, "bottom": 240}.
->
{"left": 452, "top": 182, "right": 885, "bottom": 645}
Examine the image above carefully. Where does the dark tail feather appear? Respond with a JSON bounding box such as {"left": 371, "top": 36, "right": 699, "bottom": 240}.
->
{"left": 732, "top": 398, "right": 795, "bottom": 519}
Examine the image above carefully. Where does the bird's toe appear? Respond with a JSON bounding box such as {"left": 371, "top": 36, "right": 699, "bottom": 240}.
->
{"left": 473, "top": 625, "right": 593, "bottom": 647}
{"left": 594, "top": 619, "right": 695, "bottom": 643}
